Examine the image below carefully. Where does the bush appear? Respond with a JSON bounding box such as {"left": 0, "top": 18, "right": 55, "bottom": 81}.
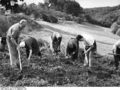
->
{"left": 85, "top": 15, "right": 105, "bottom": 27}
{"left": 49, "top": 15, "right": 58, "bottom": 23}
{"left": 42, "top": 13, "right": 58, "bottom": 23}
{"left": 65, "top": 15, "right": 73, "bottom": 21}
{"left": 42, "top": 14, "right": 51, "bottom": 22}
{"left": 0, "top": 15, "right": 10, "bottom": 36}
{"left": 73, "top": 16, "right": 83, "bottom": 24}
{"left": 50, "top": 10, "right": 67, "bottom": 18}
{"left": 8, "top": 14, "right": 42, "bottom": 29}
{"left": 111, "top": 22, "right": 120, "bottom": 34}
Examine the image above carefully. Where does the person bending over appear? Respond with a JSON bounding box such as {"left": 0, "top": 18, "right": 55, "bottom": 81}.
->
{"left": 18, "top": 36, "right": 41, "bottom": 65}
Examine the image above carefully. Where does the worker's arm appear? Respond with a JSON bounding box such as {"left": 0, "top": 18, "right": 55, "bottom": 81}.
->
{"left": 9, "top": 29, "right": 18, "bottom": 46}
{"left": 112, "top": 45, "right": 117, "bottom": 55}
{"left": 11, "top": 37, "right": 18, "bottom": 46}
{"left": 84, "top": 45, "right": 93, "bottom": 54}
{"left": 28, "top": 49, "right": 32, "bottom": 60}
{"left": 17, "top": 45, "right": 21, "bottom": 60}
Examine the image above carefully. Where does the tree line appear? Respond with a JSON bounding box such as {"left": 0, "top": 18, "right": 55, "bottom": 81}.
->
{"left": 0, "top": 0, "right": 83, "bottom": 17}
{"left": 1, "top": 0, "right": 119, "bottom": 28}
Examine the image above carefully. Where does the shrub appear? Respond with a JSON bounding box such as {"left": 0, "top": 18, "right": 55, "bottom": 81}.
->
{"left": 65, "top": 15, "right": 73, "bottom": 21}
{"left": 73, "top": 16, "right": 83, "bottom": 24}
{"left": 0, "top": 14, "right": 42, "bottom": 36}
{"left": 42, "top": 13, "right": 58, "bottom": 23}
{"left": 111, "top": 22, "right": 120, "bottom": 34}
{"left": 49, "top": 15, "right": 58, "bottom": 23}
{"left": 8, "top": 14, "right": 42, "bottom": 29}
{"left": 42, "top": 14, "right": 51, "bottom": 22}
{"left": 0, "top": 15, "right": 10, "bottom": 36}
{"left": 85, "top": 14, "right": 107, "bottom": 27}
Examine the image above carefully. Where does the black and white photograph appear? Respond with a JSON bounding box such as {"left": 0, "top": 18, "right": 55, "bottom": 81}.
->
{"left": 0, "top": 0, "right": 119, "bottom": 87}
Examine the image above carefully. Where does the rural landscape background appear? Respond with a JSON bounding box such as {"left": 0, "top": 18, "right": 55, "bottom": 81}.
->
{"left": 0, "top": 0, "right": 120, "bottom": 86}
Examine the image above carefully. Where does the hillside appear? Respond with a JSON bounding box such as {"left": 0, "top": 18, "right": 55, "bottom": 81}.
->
{"left": 85, "top": 5, "right": 120, "bottom": 27}
{"left": 0, "top": 16, "right": 120, "bottom": 86}
{"left": 0, "top": 0, "right": 120, "bottom": 86}
{"left": 37, "top": 21, "right": 120, "bottom": 55}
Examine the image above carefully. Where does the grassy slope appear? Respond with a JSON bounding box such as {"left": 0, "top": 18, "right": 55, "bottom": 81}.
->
{"left": 85, "top": 5, "right": 120, "bottom": 27}
{"left": 37, "top": 21, "right": 120, "bottom": 55}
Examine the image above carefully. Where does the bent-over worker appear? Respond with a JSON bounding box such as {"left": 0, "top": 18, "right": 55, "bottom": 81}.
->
{"left": 79, "top": 34, "right": 97, "bottom": 67}
{"left": 112, "top": 40, "right": 120, "bottom": 70}
{"left": 18, "top": 36, "right": 41, "bottom": 65}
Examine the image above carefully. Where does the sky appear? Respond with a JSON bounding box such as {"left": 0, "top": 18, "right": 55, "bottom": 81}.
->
{"left": 18, "top": 0, "right": 120, "bottom": 8}
{"left": 76, "top": 0, "right": 120, "bottom": 8}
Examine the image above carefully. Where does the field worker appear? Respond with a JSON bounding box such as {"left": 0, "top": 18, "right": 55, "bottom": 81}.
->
{"left": 112, "top": 40, "right": 120, "bottom": 70}
{"left": 6, "top": 19, "right": 27, "bottom": 70}
{"left": 78, "top": 34, "right": 97, "bottom": 67}
{"left": 51, "top": 32, "right": 62, "bottom": 55}
{"left": 66, "top": 35, "right": 83, "bottom": 61}
{"left": 18, "top": 36, "right": 41, "bottom": 65}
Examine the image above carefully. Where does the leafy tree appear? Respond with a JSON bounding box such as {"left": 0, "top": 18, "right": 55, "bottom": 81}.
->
{"left": 26, "top": 3, "right": 38, "bottom": 15}
{"left": 18, "top": 3, "right": 28, "bottom": 14}
{"left": 48, "top": 0, "right": 65, "bottom": 11}
{"left": 56, "top": 0, "right": 65, "bottom": 11}
{"left": 64, "top": 1, "right": 83, "bottom": 16}
{"left": 49, "top": 0, "right": 57, "bottom": 5}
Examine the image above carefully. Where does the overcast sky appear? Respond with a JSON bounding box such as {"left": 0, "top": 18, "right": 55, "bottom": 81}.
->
{"left": 76, "top": 0, "right": 120, "bottom": 8}
{"left": 18, "top": 0, "right": 120, "bottom": 8}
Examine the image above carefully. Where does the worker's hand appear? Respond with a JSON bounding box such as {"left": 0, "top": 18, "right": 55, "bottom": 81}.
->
{"left": 27, "top": 59, "right": 30, "bottom": 66}
{"left": 28, "top": 58, "right": 30, "bottom": 61}
{"left": 113, "top": 52, "right": 117, "bottom": 55}
{"left": 10, "top": 37, "right": 14, "bottom": 41}
{"left": 84, "top": 51, "right": 88, "bottom": 55}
